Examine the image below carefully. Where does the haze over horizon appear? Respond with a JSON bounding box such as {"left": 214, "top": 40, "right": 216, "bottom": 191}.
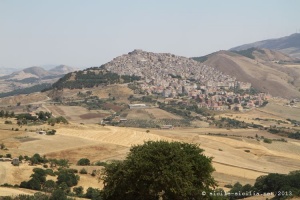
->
{"left": 1, "top": 0, "right": 299, "bottom": 69}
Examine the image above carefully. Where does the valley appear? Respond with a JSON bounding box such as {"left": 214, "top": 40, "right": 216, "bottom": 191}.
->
{"left": 1, "top": 94, "right": 300, "bottom": 197}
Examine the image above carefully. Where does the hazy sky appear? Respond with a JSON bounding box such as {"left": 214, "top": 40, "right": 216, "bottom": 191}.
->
{"left": 1, "top": 0, "right": 299, "bottom": 69}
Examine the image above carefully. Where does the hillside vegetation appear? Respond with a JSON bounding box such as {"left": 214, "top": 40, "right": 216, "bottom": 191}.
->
{"left": 51, "top": 68, "right": 141, "bottom": 90}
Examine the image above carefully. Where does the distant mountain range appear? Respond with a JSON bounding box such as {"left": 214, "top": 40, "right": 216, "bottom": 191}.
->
{"left": 1, "top": 65, "right": 76, "bottom": 81}
{"left": 230, "top": 33, "right": 300, "bottom": 59}
{"left": 0, "top": 67, "right": 19, "bottom": 76}
{"left": 0, "top": 65, "right": 77, "bottom": 95}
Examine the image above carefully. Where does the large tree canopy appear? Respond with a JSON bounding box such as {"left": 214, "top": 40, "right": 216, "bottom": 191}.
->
{"left": 100, "top": 141, "right": 216, "bottom": 200}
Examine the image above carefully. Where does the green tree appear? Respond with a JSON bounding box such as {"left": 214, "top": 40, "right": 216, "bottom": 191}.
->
{"left": 73, "top": 186, "right": 84, "bottom": 196}
{"left": 31, "top": 168, "right": 47, "bottom": 184}
{"left": 100, "top": 141, "right": 216, "bottom": 200}
{"left": 57, "top": 170, "right": 78, "bottom": 187}
{"left": 27, "top": 177, "right": 41, "bottom": 190}
{"left": 85, "top": 187, "right": 102, "bottom": 200}
{"left": 43, "top": 180, "right": 56, "bottom": 193}
{"left": 50, "top": 189, "right": 68, "bottom": 200}
{"left": 77, "top": 158, "right": 90, "bottom": 166}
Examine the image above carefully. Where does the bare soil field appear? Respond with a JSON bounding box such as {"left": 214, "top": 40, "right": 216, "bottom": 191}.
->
{"left": 102, "top": 103, "right": 124, "bottom": 112}
{"left": 45, "top": 143, "right": 129, "bottom": 163}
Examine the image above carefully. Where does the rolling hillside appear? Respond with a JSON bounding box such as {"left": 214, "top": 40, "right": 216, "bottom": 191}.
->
{"left": 193, "top": 49, "right": 300, "bottom": 98}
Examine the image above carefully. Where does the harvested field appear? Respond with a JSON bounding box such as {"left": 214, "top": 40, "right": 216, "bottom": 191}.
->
{"left": 46, "top": 143, "right": 129, "bottom": 163}
{"left": 257, "top": 100, "right": 300, "bottom": 121}
{"left": 149, "top": 127, "right": 300, "bottom": 185}
{"left": 1, "top": 117, "right": 300, "bottom": 192}
{"left": 45, "top": 105, "right": 110, "bottom": 123}
{"left": 56, "top": 125, "right": 169, "bottom": 147}
{"left": 0, "top": 93, "right": 49, "bottom": 106}
{"left": 0, "top": 187, "right": 36, "bottom": 197}
{"left": 121, "top": 119, "right": 190, "bottom": 128}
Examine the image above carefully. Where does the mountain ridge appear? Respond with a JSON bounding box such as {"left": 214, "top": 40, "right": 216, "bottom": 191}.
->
{"left": 230, "top": 33, "right": 300, "bottom": 59}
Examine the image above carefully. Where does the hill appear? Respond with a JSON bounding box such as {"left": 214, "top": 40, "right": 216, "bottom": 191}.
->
{"left": 51, "top": 49, "right": 233, "bottom": 90}
{"left": 192, "top": 49, "right": 300, "bottom": 98}
{"left": 49, "top": 65, "right": 77, "bottom": 75}
{"left": 230, "top": 33, "right": 300, "bottom": 59}
{"left": 0, "top": 65, "right": 76, "bottom": 95}
{"left": 22, "top": 66, "right": 50, "bottom": 78}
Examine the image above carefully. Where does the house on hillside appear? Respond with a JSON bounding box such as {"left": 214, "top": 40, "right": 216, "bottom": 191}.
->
{"left": 161, "top": 125, "right": 173, "bottom": 129}
{"left": 128, "top": 104, "right": 148, "bottom": 109}
{"left": 37, "top": 131, "right": 46, "bottom": 135}
{"left": 11, "top": 158, "right": 20, "bottom": 166}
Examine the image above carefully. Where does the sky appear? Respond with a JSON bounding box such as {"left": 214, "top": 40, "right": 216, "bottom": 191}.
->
{"left": 0, "top": 0, "right": 300, "bottom": 69}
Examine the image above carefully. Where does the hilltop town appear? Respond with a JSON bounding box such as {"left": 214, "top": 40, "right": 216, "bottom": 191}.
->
{"left": 104, "top": 49, "right": 269, "bottom": 111}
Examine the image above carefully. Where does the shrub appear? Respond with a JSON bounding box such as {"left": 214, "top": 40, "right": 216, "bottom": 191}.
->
{"left": 6, "top": 153, "right": 12, "bottom": 158}
{"left": 68, "top": 168, "right": 78, "bottom": 173}
{"left": 263, "top": 138, "right": 272, "bottom": 144}
{"left": 79, "top": 168, "right": 87, "bottom": 174}
{"left": 19, "top": 155, "right": 24, "bottom": 161}
{"left": 91, "top": 170, "right": 97, "bottom": 177}
{"left": 46, "top": 129, "right": 56, "bottom": 135}
{"left": 5, "top": 120, "right": 12, "bottom": 124}
{"left": 77, "top": 158, "right": 90, "bottom": 166}
{"left": 73, "top": 186, "right": 84, "bottom": 196}
{"left": 85, "top": 187, "right": 102, "bottom": 199}
{"left": 94, "top": 161, "right": 107, "bottom": 167}
{"left": 244, "top": 150, "right": 250, "bottom": 153}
